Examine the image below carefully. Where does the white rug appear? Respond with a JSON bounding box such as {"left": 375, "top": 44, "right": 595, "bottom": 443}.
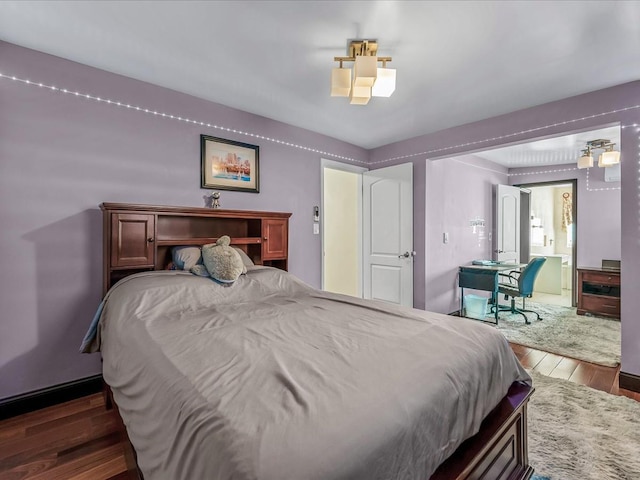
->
{"left": 528, "top": 370, "right": 640, "bottom": 479}
{"left": 491, "top": 302, "right": 620, "bottom": 366}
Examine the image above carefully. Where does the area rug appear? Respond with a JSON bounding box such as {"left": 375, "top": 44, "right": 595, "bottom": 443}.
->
{"left": 490, "top": 302, "right": 620, "bottom": 366}
{"left": 527, "top": 370, "right": 640, "bottom": 479}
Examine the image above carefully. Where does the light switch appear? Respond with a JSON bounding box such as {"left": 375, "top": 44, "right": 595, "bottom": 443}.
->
{"left": 313, "top": 223, "right": 320, "bottom": 235}
{"left": 443, "top": 232, "right": 449, "bottom": 244}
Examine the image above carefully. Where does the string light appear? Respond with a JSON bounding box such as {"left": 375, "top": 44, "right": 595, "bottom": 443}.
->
{"left": 0, "top": 72, "right": 367, "bottom": 165}
{"left": 1, "top": 72, "right": 639, "bottom": 172}
{"left": 585, "top": 168, "right": 621, "bottom": 192}
{"left": 508, "top": 167, "right": 578, "bottom": 177}
{"left": 371, "top": 118, "right": 640, "bottom": 166}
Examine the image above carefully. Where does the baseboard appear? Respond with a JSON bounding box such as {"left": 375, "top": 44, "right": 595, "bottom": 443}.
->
{"left": 0, "top": 374, "right": 103, "bottom": 420}
{"left": 619, "top": 371, "right": 640, "bottom": 394}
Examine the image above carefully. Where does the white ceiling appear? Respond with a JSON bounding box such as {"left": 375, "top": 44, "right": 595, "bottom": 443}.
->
{"left": 1, "top": 1, "right": 639, "bottom": 149}
{"left": 473, "top": 125, "right": 621, "bottom": 168}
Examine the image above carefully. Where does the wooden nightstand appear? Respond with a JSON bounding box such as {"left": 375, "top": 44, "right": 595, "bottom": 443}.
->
{"left": 577, "top": 267, "right": 620, "bottom": 318}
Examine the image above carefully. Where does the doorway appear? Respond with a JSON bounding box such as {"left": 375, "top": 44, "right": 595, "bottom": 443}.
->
{"left": 321, "top": 159, "right": 366, "bottom": 297}
{"left": 321, "top": 160, "right": 415, "bottom": 307}
{"left": 516, "top": 180, "right": 577, "bottom": 307}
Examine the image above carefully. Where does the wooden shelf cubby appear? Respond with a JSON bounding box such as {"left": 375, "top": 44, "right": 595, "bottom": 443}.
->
{"left": 101, "top": 203, "right": 291, "bottom": 294}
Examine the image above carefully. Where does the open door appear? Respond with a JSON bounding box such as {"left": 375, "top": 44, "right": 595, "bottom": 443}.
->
{"left": 494, "top": 184, "right": 521, "bottom": 263}
{"left": 363, "top": 163, "right": 413, "bottom": 307}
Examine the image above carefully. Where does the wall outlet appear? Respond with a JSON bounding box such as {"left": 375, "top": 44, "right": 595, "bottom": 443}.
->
{"left": 443, "top": 232, "right": 449, "bottom": 244}
{"left": 313, "top": 223, "right": 320, "bottom": 235}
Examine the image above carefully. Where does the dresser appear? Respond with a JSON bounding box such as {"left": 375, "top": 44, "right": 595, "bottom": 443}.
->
{"left": 576, "top": 267, "right": 620, "bottom": 318}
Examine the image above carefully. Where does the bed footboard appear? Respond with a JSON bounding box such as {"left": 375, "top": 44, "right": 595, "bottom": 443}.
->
{"left": 430, "top": 381, "right": 534, "bottom": 480}
{"left": 108, "top": 381, "right": 533, "bottom": 480}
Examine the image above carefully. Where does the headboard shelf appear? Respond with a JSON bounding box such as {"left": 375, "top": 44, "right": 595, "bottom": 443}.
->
{"left": 155, "top": 237, "right": 263, "bottom": 247}
{"left": 101, "top": 203, "right": 291, "bottom": 295}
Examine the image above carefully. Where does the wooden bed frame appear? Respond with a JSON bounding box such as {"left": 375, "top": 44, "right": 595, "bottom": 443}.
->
{"left": 108, "top": 382, "right": 533, "bottom": 480}
{"left": 101, "top": 203, "right": 535, "bottom": 480}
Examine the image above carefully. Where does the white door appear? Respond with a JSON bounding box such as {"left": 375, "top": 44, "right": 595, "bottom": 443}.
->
{"left": 495, "top": 184, "right": 521, "bottom": 263}
{"left": 363, "top": 163, "right": 413, "bottom": 307}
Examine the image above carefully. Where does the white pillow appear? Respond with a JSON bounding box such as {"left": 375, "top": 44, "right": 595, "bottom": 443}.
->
{"left": 171, "top": 246, "right": 202, "bottom": 270}
{"left": 232, "top": 247, "right": 255, "bottom": 267}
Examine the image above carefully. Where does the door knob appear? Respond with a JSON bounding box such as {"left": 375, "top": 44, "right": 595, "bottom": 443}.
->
{"left": 147, "top": 237, "right": 155, "bottom": 243}
{"left": 398, "top": 251, "right": 417, "bottom": 259}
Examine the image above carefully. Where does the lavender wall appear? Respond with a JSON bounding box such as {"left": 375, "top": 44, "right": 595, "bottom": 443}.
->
{"left": 2, "top": 39, "right": 639, "bottom": 401}
{"left": 0, "top": 41, "right": 367, "bottom": 400}
{"left": 426, "top": 155, "right": 508, "bottom": 313}
{"left": 369, "top": 81, "right": 640, "bottom": 377}
{"left": 508, "top": 164, "right": 621, "bottom": 268}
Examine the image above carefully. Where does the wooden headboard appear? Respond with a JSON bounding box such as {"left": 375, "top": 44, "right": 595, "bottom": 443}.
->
{"left": 101, "top": 202, "right": 292, "bottom": 295}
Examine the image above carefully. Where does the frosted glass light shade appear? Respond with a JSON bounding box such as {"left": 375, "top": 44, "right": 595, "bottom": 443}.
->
{"left": 354, "top": 56, "right": 377, "bottom": 87}
{"left": 372, "top": 68, "right": 396, "bottom": 97}
{"left": 349, "top": 96, "right": 370, "bottom": 105}
{"left": 331, "top": 68, "right": 351, "bottom": 97}
{"left": 577, "top": 154, "right": 593, "bottom": 169}
{"left": 350, "top": 83, "right": 371, "bottom": 105}
{"left": 598, "top": 150, "right": 621, "bottom": 167}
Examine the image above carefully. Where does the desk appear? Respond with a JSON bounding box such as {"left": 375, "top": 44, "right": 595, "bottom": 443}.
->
{"left": 459, "top": 264, "right": 525, "bottom": 322}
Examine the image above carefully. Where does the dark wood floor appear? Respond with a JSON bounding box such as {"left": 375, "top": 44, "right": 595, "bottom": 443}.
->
{"left": 0, "top": 394, "right": 128, "bottom": 480}
{"left": 510, "top": 343, "right": 640, "bottom": 400}
{"left": 1, "top": 344, "right": 638, "bottom": 479}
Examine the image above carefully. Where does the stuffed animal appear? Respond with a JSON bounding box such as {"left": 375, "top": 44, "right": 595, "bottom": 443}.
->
{"left": 191, "top": 235, "right": 246, "bottom": 284}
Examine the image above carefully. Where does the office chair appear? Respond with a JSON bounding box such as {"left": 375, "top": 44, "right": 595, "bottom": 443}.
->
{"left": 497, "top": 257, "right": 547, "bottom": 324}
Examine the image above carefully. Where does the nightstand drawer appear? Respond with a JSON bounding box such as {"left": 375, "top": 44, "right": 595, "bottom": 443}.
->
{"left": 581, "top": 271, "right": 620, "bottom": 286}
{"left": 581, "top": 295, "right": 620, "bottom": 316}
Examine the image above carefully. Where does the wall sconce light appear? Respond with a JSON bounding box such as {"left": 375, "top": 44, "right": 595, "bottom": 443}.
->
{"left": 598, "top": 145, "right": 621, "bottom": 167}
{"left": 577, "top": 148, "right": 594, "bottom": 169}
{"left": 331, "top": 40, "right": 396, "bottom": 105}
{"left": 577, "top": 139, "right": 620, "bottom": 169}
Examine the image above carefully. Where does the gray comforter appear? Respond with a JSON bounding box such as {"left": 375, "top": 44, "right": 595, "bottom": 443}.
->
{"left": 87, "top": 267, "right": 530, "bottom": 480}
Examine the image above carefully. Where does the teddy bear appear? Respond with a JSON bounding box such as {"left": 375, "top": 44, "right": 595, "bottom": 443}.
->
{"left": 191, "top": 235, "right": 246, "bottom": 284}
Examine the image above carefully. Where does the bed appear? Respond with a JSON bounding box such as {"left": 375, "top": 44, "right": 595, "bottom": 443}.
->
{"left": 86, "top": 203, "right": 534, "bottom": 480}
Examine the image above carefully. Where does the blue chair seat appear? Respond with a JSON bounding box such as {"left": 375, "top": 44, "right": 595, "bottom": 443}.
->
{"left": 496, "top": 257, "right": 547, "bottom": 324}
{"left": 497, "top": 284, "right": 520, "bottom": 298}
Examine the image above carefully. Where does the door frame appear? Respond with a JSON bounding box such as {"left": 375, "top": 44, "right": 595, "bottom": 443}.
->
{"left": 320, "top": 159, "right": 368, "bottom": 296}
{"left": 514, "top": 178, "right": 578, "bottom": 306}
{"left": 494, "top": 184, "right": 522, "bottom": 264}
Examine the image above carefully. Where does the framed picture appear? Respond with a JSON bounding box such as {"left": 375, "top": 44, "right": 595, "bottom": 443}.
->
{"left": 200, "top": 135, "right": 259, "bottom": 193}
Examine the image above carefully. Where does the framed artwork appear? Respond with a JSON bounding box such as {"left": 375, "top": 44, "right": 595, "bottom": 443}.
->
{"left": 200, "top": 135, "right": 259, "bottom": 193}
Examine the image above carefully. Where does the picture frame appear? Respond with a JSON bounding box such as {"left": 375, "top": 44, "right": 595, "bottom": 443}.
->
{"left": 200, "top": 135, "right": 260, "bottom": 193}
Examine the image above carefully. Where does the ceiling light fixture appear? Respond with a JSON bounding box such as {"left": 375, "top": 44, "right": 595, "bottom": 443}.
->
{"left": 577, "top": 139, "right": 620, "bottom": 169}
{"left": 331, "top": 40, "right": 395, "bottom": 105}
